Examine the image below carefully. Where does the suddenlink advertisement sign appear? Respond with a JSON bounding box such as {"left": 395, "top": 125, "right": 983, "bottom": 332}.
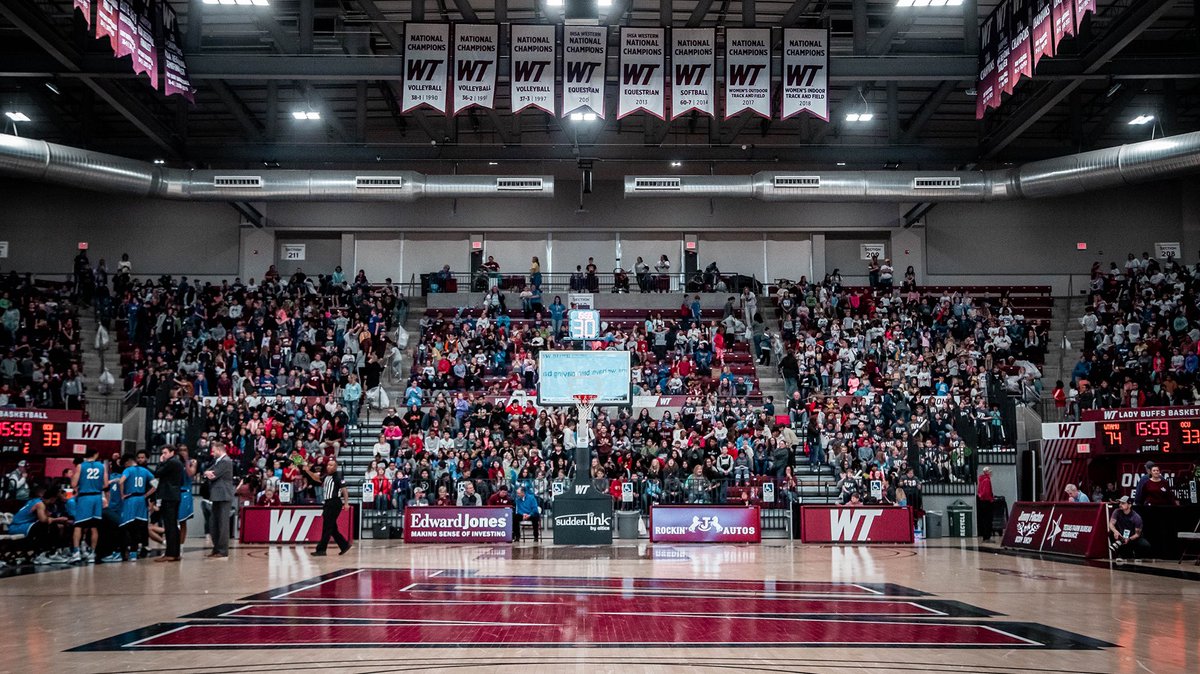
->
{"left": 552, "top": 495, "right": 614, "bottom": 545}
{"left": 403, "top": 506, "right": 513, "bottom": 543}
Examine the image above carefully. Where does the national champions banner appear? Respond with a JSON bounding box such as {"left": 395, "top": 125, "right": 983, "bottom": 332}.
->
{"left": 1074, "top": 0, "right": 1096, "bottom": 32}
{"left": 618, "top": 27, "right": 665, "bottom": 120}
{"left": 402, "top": 23, "right": 450, "bottom": 114}
{"left": 562, "top": 25, "right": 607, "bottom": 118}
{"left": 976, "top": 13, "right": 999, "bottom": 119}
{"left": 452, "top": 24, "right": 498, "bottom": 115}
{"left": 1052, "top": 0, "right": 1075, "bottom": 51}
{"left": 994, "top": 2, "right": 1013, "bottom": 96}
{"left": 1031, "top": 0, "right": 1054, "bottom": 70}
{"left": 781, "top": 28, "right": 828, "bottom": 122}
{"left": 670, "top": 28, "right": 714, "bottom": 119}
{"left": 115, "top": 0, "right": 137, "bottom": 58}
{"left": 1008, "top": 0, "right": 1033, "bottom": 88}
{"left": 133, "top": 0, "right": 158, "bottom": 90}
{"left": 724, "top": 28, "right": 771, "bottom": 119}
{"left": 162, "top": 3, "right": 194, "bottom": 102}
{"left": 510, "top": 24, "right": 556, "bottom": 115}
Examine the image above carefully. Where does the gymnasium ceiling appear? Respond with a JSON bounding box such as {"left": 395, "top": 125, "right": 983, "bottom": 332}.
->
{"left": 0, "top": 0, "right": 1197, "bottom": 180}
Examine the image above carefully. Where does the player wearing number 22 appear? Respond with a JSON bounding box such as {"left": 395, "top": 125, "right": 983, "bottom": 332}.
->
{"left": 69, "top": 445, "right": 108, "bottom": 563}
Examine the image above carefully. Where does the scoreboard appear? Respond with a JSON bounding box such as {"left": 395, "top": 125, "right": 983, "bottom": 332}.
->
{"left": 0, "top": 420, "right": 67, "bottom": 455}
{"left": 1097, "top": 419, "right": 1200, "bottom": 453}
{"left": 0, "top": 409, "right": 121, "bottom": 458}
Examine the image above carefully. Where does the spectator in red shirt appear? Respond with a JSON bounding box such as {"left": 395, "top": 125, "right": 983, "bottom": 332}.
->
{"left": 1135, "top": 464, "right": 1179, "bottom": 506}
{"left": 977, "top": 467, "right": 995, "bottom": 542}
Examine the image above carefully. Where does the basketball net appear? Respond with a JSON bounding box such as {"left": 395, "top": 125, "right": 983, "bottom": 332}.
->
{"left": 573, "top": 394, "right": 597, "bottom": 449}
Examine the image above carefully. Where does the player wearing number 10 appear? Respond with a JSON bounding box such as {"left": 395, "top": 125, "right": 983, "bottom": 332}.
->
{"left": 69, "top": 445, "right": 108, "bottom": 564}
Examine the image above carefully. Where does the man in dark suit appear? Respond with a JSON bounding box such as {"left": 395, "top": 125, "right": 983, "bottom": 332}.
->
{"left": 154, "top": 444, "right": 184, "bottom": 562}
{"left": 203, "top": 441, "right": 235, "bottom": 558}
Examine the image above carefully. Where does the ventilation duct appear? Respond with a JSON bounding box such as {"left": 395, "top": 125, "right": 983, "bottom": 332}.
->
{"left": 624, "top": 131, "right": 1200, "bottom": 202}
{"left": 0, "top": 134, "right": 554, "bottom": 201}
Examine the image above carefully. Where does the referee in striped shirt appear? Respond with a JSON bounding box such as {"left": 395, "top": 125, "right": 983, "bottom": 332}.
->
{"left": 303, "top": 458, "right": 351, "bottom": 556}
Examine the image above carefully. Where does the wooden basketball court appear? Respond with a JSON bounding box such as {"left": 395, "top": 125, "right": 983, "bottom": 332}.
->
{"left": 0, "top": 539, "right": 1193, "bottom": 673}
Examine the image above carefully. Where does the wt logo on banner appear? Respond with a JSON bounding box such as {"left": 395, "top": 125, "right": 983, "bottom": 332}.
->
{"left": 829, "top": 509, "right": 884, "bottom": 542}
{"left": 724, "top": 28, "right": 771, "bottom": 119}
{"left": 452, "top": 24, "right": 498, "bottom": 115}
{"left": 511, "top": 25, "right": 556, "bottom": 115}
{"left": 562, "top": 25, "right": 608, "bottom": 119}
{"left": 269, "top": 510, "right": 321, "bottom": 541}
{"left": 402, "top": 23, "right": 449, "bottom": 114}
{"left": 781, "top": 28, "right": 828, "bottom": 122}
{"left": 618, "top": 27, "right": 665, "bottom": 120}
{"left": 671, "top": 28, "right": 714, "bottom": 119}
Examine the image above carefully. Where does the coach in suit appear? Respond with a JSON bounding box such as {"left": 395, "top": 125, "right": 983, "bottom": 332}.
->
{"left": 203, "top": 442, "right": 235, "bottom": 558}
{"left": 154, "top": 445, "right": 184, "bottom": 562}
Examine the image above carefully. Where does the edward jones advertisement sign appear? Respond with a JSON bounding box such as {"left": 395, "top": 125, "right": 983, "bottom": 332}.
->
{"left": 649, "top": 505, "right": 761, "bottom": 543}
{"left": 403, "top": 506, "right": 513, "bottom": 543}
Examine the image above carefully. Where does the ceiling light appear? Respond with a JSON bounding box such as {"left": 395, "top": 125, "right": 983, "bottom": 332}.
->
{"left": 912, "top": 0, "right": 931, "bottom": 6}
{"left": 153, "top": 159, "right": 166, "bottom": 165}
{"left": 947, "top": 0, "right": 963, "bottom": 5}
{"left": 928, "top": 0, "right": 948, "bottom": 6}
{"left": 44, "top": 82, "right": 60, "bottom": 96}
{"left": 547, "top": 0, "right": 564, "bottom": 6}
{"left": 202, "top": 0, "right": 218, "bottom": 3}
{"left": 670, "top": 161, "right": 682, "bottom": 167}
{"left": 1128, "top": 114, "right": 1155, "bottom": 126}
{"left": 570, "top": 111, "right": 597, "bottom": 122}
{"left": 845, "top": 113, "right": 860, "bottom": 122}
{"left": 858, "top": 112, "right": 874, "bottom": 122}
{"left": 292, "top": 110, "right": 320, "bottom": 120}
{"left": 598, "top": 0, "right": 613, "bottom": 5}
{"left": 896, "top": 0, "right": 915, "bottom": 5}
{"left": 488, "top": 162, "right": 499, "bottom": 166}
{"left": 837, "top": 162, "right": 847, "bottom": 167}
{"left": 4, "top": 112, "right": 30, "bottom": 122}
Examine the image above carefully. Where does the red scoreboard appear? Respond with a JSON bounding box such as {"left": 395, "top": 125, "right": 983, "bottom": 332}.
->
{"left": 1097, "top": 419, "right": 1200, "bottom": 453}
{"left": 0, "top": 409, "right": 121, "bottom": 458}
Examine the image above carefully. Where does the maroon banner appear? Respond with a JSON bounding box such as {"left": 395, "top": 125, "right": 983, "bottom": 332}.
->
{"left": 976, "top": 60, "right": 998, "bottom": 120}
{"left": 403, "top": 506, "right": 513, "bottom": 543}
{"left": 995, "top": 43, "right": 1013, "bottom": 97}
{"left": 649, "top": 505, "right": 761, "bottom": 543}
{"left": 161, "top": 4, "right": 194, "bottom": 102}
{"left": 1002, "top": 502, "right": 1109, "bottom": 558}
{"left": 1031, "top": 0, "right": 1054, "bottom": 69}
{"left": 1082, "top": 406, "right": 1200, "bottom": 422}
{"left": 95, "top": 0, "right": 119, "bottom": 52}
{"left": 74, "top": 0, "right": 92, "bottom": 27}
{"left": 240, "top": 506, "right": 355, "bottom": 544}
{"left": 1009, "top": 26, "right": 1032, "bottom": 87}
{"left": 1052, "top": 0, "right": 1075, "bottom": 51}
{"left": 115, "top": 0, "right": 137, "bottom": 58}
{"left": 133, "top": 1, "right": 157, "bottom": 89}
{"left": 1073, "top": 0, "right": 1096, "bottom": 32}
{"left": 0, "top": 409, "right": 85, "bottom": 422}
{"left": 799, "top": 505, "right": 914, "bottom": 544}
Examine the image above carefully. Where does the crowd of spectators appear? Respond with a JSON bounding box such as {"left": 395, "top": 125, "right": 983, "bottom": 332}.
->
{"left": 0, "top": 271, "right": 86, "bottom": 409}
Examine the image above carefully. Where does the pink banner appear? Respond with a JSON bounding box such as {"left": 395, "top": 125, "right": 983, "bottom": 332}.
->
{"left": 976, "top": 59, "right": 998, "bottom": 120}
{"left": 403, "top": 506, "right": 513, "bottom": 543}
{"left": 1082, "top": 406, "right": 1200, "bottom": 422}
{"left": 240, "top": 506, "right": 355, "bottom": 544}
{"left": 95, "top": 0, "right": 119, "bottom": 52}
{"left": 649, "top": 505, "right": 761, "bottom": 543}
{"left": 1051, "top": 0, "right": 1075, "bottom": 51}
{"left": 1009, "top": 28, "right": 1033, "bottom": 86}
{"left": 1073, "top": 0, "right": 1096, "bottom": 32}
{"left": 799, "top": 506, "right": 914, "bottom": 544}
{"left": 995, "top": 43, "right": 1013, "bottom": 97}
{"left": 133, "top": 2, "right": 157, "bottom": 89}
{"left": 1031, "top": 1, "right": 1055, "bottom": 70}
{"left": 162, "top": 4, "right": 195, "bottom": 102}
{"left": 74, "top": 0, "right": 92, "bottom": 27}
{"left": 115, "top": 0, "right": 137, "bottom": 58}
{"left": 1002, "top": 502, "right": 1109, "bottom": 558}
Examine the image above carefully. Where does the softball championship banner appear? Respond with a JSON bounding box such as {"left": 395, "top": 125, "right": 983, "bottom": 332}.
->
{"left": 452, "top": 23, "right": 498, "bottom": 115}
{"left": 73, "top": 0, "right": 91, "bottom": 27}
{"left": 670, "top": 28, "right": 715, "bottom": 119}
{"left": 162, "top": 3, "right": 194, "bottom": 102}
{"left": 781, "top": 28, "right": 828, "bottom": 122}
{"left": 618, "top": 27, "right": 665, "bottom": 120}
{"left": 402, "top": 23, "right": 450, "bottom": 114}
{"left": 510, "top": 24, "right": 556, "bottom": 114}
{"left": 724, "top": 28, "right": 771, "bottom": 119}
{"left": 562, "top": 25, "right": 607, "bottom": 118}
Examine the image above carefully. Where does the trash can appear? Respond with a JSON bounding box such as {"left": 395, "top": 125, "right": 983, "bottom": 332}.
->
{"left": 947, "top": 499, "right": 974, "bottom": 538}
{"left": 924, "top": 511, "right": 943, "bottom": 539}
{"left": 616, "top": 510, "right": 641, "bottom": 540}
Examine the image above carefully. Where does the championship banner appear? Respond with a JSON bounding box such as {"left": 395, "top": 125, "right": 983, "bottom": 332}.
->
{"left": 724, "top": 28, "right": 771, "bottom": 119}
{"left": 402, "top": 23, "right": 450, "bottom": 114}
{"left": 452, "top": 23, "right": 498, "bottom": 115}
{"left": 162, "top": 4, "right": 194, "bottom": 102}
{"left": 510, "top": 24, "right": 556, "bottom": 115}
{"left": 781, "top": 28, "right": 828, "bottom": 122}
{"left": 1001, "top": 502, "right": 1109, "bottom": 559}
{"left": 115, "top": 0, "right": 137, "bottom": 58}
{"left": 403, "top": 506, "right": 513, "bottom": 543}
{"left": 1031, "top": 0, "right": 1055, "bottom": 70}
{"left": 976, "top": 13, "right": 998, "bottom": 120}
{"left": 133, "top": 0, "right": 158, "bottom": 90}
{"left": 649, "top": 506, "right": 761, "bottom": 543}
{"left": 993, "top": 1, "right": 1013, "bottom": 96}
{"left": 670, "top": 28, "right": 715, "bottom": 119}
{"left": 96, "top": 0, "right": 118, "bottom": 51}
{"left": 1051, "top": 0, "right": 1075, "bottom": 51}
{"left": 1008, "top": 1, "right": 1033, "bottom": 87}
{"left": 618, "top": 27, "right": 665, "bottom": 120}
{"left": 74, "top": 0, "right": 92, "bottom": 27}
{"left": 239, "top": 506, "right": 356, "bottom": 544}
{"left": 798, "top": 506, "right": 914, "bottom": 544}
{"left": 562, "top": 25, "right": 607, "bottom": 119}
{"left": 1074, "top": 0, "right": 1096, "bottom": 32}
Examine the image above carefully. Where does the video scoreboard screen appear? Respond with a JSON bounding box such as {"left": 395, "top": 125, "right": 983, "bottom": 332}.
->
{"left": 1097, "top": 419, "right": 1200, "bottom": 453}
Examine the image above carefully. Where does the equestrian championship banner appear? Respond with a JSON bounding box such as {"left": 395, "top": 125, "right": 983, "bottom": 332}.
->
{"left": 618, "top": 27, "right": 665, "bottom": 120}
{"left": 510, "top": 24, "right": 556, "bottom": 115}
{"left": 133, "top": 0, "right": 158, "bottom": 90}
{"left": 402, "top": 23, "right": 450, "bottom": 114}
{"left": 670, "top": 28, "right": 715, "bottom": 119}
{"left": 781, "top": 28, "right": 828, "bottom": 122}
{"left": 724, "top": 28, "right": 771, "bottom": 119}
{"left": 452, "top": 23, "right": 498, "bottom": 115}
{"left": 562, "top": 25, "right": 607, "bottom": 118}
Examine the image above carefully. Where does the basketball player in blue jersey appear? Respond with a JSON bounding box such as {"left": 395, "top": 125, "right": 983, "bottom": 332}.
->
{"left": 12, "top": 486, "right": 71, "bottom": 564}
{"left": 97, "top": 458, "right": 127, "bottom": 563}
{"left": 177, "top": 445, "right": 197, "bottom": 544}
{"left": 69, "top": 447, "right": 108, "bottom": 563}
{"left": 118, "top": 454, "right": 157, "bottom": 560}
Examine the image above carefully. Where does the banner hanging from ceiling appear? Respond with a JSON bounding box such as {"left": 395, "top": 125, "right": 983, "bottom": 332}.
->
{"left": 561, "top": 25, "right": 607, "bottom": 118}
{"left": 976, "top": 11, "right": 999, "bottom": 120}
{"left": 115, "top": 0, "right": 137, "bottom": 58}
{"left": 994, "top": 1, "right": 1013, "bottom": 96}
{"left": 132, "top": 0, "right": 158, "bottom": 90}
{"left": 402, "top": 23, "right": 450, "bottom": 114}
{"left": 1074, "top": 0, "right": 1096, "bottom": 32}
{"left": 1051, "top": 0, "right": 1075, "bottom": 51}
{"left": 74, "top": 0, "right": 92, "bottom": 27}
{"left": 780, "top": 28, "right": 828, "bottom": 122}
{"left": 669, "top": 27, "right": 715, "bottom": 119}
{"left": 510, "top": 24, "right": 556, "bottom": 115}
{"left": 617, "top": 27, "right": 665, "bottom": 120}
{"left": 1008, "top": 0, "right": 1033, "bottom": 88}
{"left": 95, "top": 0, "right": 118, "bottom": 51}
{"left": 724, "top": 28, "right": 771, "bottom": 119}
{"left": 1031, "top": 0, "right": 1054, "bottom": 70}
{"left": 162, "top": 3, "right": 195, "bottom": 102}
{"left": 452, "top": 23, "right": 498, "bottom": 115}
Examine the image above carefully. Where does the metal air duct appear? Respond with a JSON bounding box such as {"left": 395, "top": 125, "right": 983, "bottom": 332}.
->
{"left": 0, "top": 134, "right": 554, "bottom": 201}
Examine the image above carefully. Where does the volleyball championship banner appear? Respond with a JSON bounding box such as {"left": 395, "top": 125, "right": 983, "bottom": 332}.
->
{"left": 1001, "top": 502, "right": 1109, "bottom": 559}
{"left": 133, "top": 1, "right": 158, "bottom": 90}
{"left": 402, "top": 23, "right": 450, "bottom": 114}
{"left": 1051, "top": 0, "right": 1075, "bottom": 51}
{"left": 617, "top": 27, "right": 665, "bottom": 120}
{"left": 452, "top": 24, "right": 498, "bottom": 115}
{"left": 96, "top": 0, "right": 118, "bottom": 52}
{"left": 115, "top": 0, "right": 137, "bottom": 58}
{"left": 240, "top": 506, "right": 356, "bottom": 544}
{"left": 162, "top": 4, "right": 194, "bottom": 102}
{"left": 781, "top": 28, "right": 828, "bottom": 122}
{"left": 562, "top": 25, "right": 607, "bottom": 119}
{"left": 649, "top": 505, "right": 761, "bottom": 543}
{"left": 73, "top": 0, "right": 91, "bottom": 27}
{"left": 510, "top": 24, "right": 556, "bottom": 115}
{"left": 724, "top": 28, "right": 771, "bottom": 119}
{"left": 670, "top": 28, "right": 715, "bottom": 119}
{"left": 799, "top": 506, "right": 914, "bottom": 544}
{"left": 403, "top": 506, "right": 513, "bottom": 543}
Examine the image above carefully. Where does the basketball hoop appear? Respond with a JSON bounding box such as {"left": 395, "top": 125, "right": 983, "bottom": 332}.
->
{"left": 573, "top": 394, "right": 598, "bottom": 421}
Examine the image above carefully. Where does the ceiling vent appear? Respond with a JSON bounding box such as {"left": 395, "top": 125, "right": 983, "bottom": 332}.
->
{"left": 496, "top": 177, "right": 544, "bottom": 191}
{"left": 773, "top": 175, "right": 821, "bottom": 189}
{"left": 913, "top": 177, "right": 962, "bottom": 189}
{"left": 355, "top": 176, "right": 405, "bottom": 189}
{"left": 213, "top": 176, "right": 263, "bottom": 188}
{"left": 633, "top": 178, "right": 682, "bottom": 190}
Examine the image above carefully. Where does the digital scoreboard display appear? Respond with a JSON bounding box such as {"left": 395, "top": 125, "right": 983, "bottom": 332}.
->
{"left": 0, "top": 420, "right": 67, "bottom": 455}
{"left": 1098, "top": 419, "right": 1200, "bottom": 453}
